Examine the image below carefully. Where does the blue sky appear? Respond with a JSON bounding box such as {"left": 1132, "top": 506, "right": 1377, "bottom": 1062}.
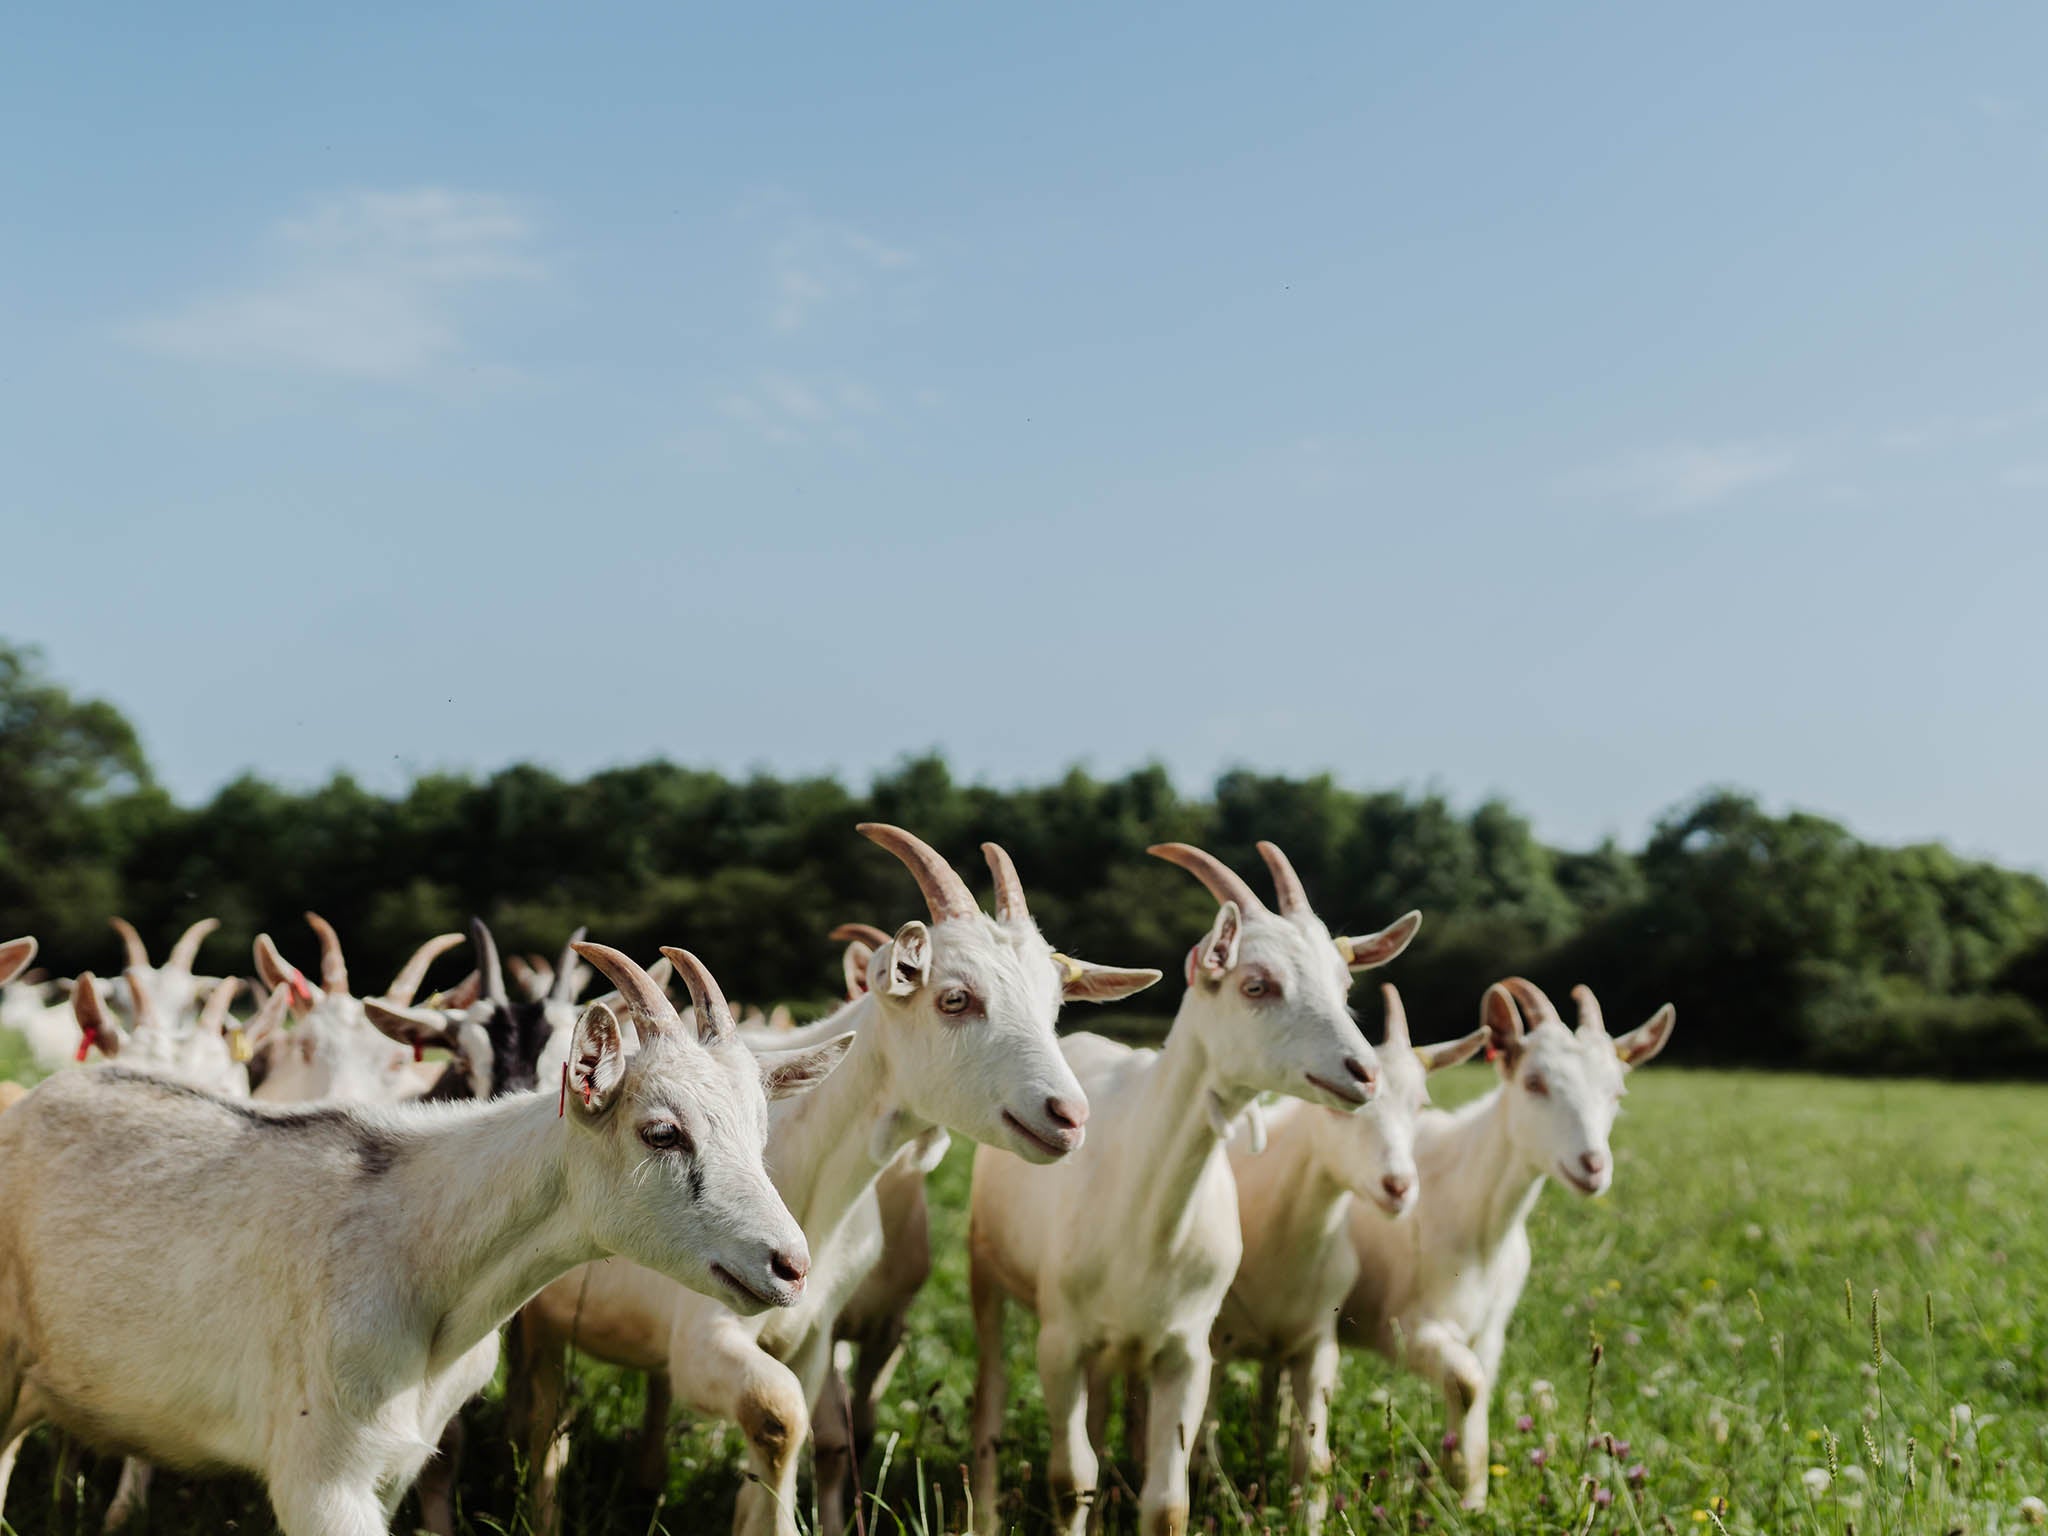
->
{"left": 4, "top": 5, "right": 2044, "bottom": 869}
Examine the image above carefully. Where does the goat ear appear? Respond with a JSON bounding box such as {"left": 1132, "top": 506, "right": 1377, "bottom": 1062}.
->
{"left": 566, "top": 1002, "right": 627, "bottom": 1118}
{"left": 842, "top": 939, "right": 874, "bottom": 1000}
{"left": 241, "top": 983, "right": 293, "bottom": 1059}
{"left": 1188, "top": 901, "right": 1242, "bottom": 984}
{"left": 1480, "top": 984, "right": 1525, "bottom": 1069}
{"left": 1416, "top": 1027, "right": 1489, "bottom": 1074}
{"left": 1057, "top": 956, "right": 1163, "bottom": 1004}
{"left": 72, "top": 972, "right": 117, "bottom": 1056}
{"left": 1613, "top": 1004, "right": 1675, "bottom": 1068}
{"left": 886, "top": 922, "right": 932, "bottom": 996}
{"left": 1334, "top": 911, "right": 1423, "bottom": 973}
{"left": 758, "top": 1030, "right": 856, "bottom": 1101}
{"left": 364, "top": 1000, "right": 456, "bottom": 1052}
{"left": 0, "top": 937, "right": 35, "bottom": 989}
{"left": 254, "top": 934, "right": 315, "bottom": 1013}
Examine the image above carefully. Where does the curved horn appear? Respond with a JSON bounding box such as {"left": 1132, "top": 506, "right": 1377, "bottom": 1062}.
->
{"left": 1147, "top": 843, "right": 1266, "bottom": 914}
{"left": 110, "top": 917, "right": 150, "bottom": 972}
{"left": 1380, "top": 982, "right": 1410, "bottom": 1047}
{"left": 570, "top": 942, "right": 679, "bottom": 1039}
{"left": 982, "top": 842, "right": 1030, "bottom": 923}
{"left": 124, "top": 968, "right": 164, "bottom": 1034}
{"left": 198, "top": 977, "right": 241, "bottom": 1035}
{"left": 166, "top": 918, "right": 220, "bottom": 975}
{"left": 857, "top": 823, "right": 978, "bottom": 924}
{"left": 1570, "top": 983, "right": 1608, "bottom": 1038}
{"left": 549, "top": 926, "right": 590, "bottom": 1006}
{"left": 657, "top": 947, "right": 736, "bottom": 1046}
{"left": 1502, "top": 977, "right": 1563, "bottom": 1028}
{"left": 829, "top": 923, "right": 892, "bottom": 949}
{"left": 470, "top": 917, "right": 509, "bottom": 1006}
{"left": 384, "top": 932, "right": 465, "bottom": 1007}
{"left": 303, "top": 912, "right": 348, "bottom": 996}
{"left": 1255, "top": 841, "right": 1310, "bottom": 917}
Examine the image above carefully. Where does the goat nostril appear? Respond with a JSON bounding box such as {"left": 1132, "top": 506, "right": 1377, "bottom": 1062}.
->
{"left": 1045, "top": 1096, "right": 1088, "bottom": 1130}
{"left": 1581, "top": 1152, "right": 1608, "bottom": 1177}
{"left": 1343, "top": 1056, "right": 1379, "bottom": 1094}
{"left": 770, "top": 1248, "right": 808, "bottom": 1285}
{"left": 1381, "top": 1175, "right": 1412, "bottom": 1200}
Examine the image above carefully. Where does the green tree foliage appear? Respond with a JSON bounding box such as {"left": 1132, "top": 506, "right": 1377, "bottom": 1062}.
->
{"left": 4, "top": 642, "right": 2044, "bottom": 1074}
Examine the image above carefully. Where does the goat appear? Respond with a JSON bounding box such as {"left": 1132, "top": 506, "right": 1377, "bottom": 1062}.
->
{"left": 249, "top": 915, "right": 465, "bottom": 1103}
{"left": 0, "top": 942, "right": 844, "bottom": 1536}
{"left": 515, "top": 826, "right": 1157, "bottom": 1536}
{"left": 1208, "top": 983, "right": 1483, "bottom": 1527}
{"left": 107, "top": 917, "right": 221, "bottom": 1031}
{"left": 1338, "top": 978, "right": 1674, "bottom": 1509}
{"left": 71, "top": 969, "right": 271, "bottom": 1101}
{"left": 967, "top": 840, "right": 1418, "bottom": 1536}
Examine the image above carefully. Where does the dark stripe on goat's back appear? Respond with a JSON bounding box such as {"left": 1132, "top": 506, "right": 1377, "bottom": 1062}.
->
{"left": 97, "top": 1067, "right": 405, "bottom": 1176}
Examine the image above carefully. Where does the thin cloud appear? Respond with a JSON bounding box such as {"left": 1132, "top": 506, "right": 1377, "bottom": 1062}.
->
{"left": 766, "top": 219, "right": 914, "bottom": 332}
{"left": 1570, "top": 441, "right": 1795, "bottom": 514}
{"left": 716, "top": 372, "right": 886, "bottom": 448}
{"left": 125, "top": 189, "right": 539, "bottom": 380}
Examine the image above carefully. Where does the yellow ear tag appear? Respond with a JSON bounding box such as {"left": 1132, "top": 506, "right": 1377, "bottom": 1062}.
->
{"left": 228, "top": 1027, "right": 253, "bottom": 1064}
{"left": 1050, "top": 953, "right": 1087, "bottom": 987}
{"left": 1334, "top": 935, "right": 1357, "bottom": 965}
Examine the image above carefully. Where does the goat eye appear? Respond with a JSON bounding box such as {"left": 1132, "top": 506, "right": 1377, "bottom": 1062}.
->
{"left": 639, "top": 1122, "right": 690, "bottom": 1153}
{"left": 936, "top": 988, "right": 972, "bottom": 1017}
{"left": 1240, "top": 976, "right": 1270, "bottom": 999}
{"left": 1524, "top": 1076, "right": 1549, "bottom": 1097}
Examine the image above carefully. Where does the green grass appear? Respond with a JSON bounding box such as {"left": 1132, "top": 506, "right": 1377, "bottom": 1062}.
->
{"left": 3, "top": 1068, "right": 2045, "bottom": 1534}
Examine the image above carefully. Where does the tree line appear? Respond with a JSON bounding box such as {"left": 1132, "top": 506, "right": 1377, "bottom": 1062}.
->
{"left": 5, "top": 640, "right": 2046, "bottom": 1077}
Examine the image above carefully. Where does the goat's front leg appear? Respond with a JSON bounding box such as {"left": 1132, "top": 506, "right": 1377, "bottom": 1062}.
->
{"left": 516, "top": 1306, "right": 575, "bottom": 1536}
{"left": 413, "top": 1415, "right": 461, "bottom": 1535}
{"left": 1404, "top": 1321, "right": 1490, "bottom": 1509}
{"left": 968, "top": 1254, "right": 1009, "bottom": 1536}
{"left": 1038, "top": 1324, "right": 1098, "bottom": 1536}
{"left": 1138, "top": 1335, "right": 1211, "bottom": 1536}
{"left": 635, "top": 1370, "right": 673, "bottom": 1493}
{"left": 1287, "top": 1332, "right": 1340, "bottom": 1532}
{"left": 270, "top": 1459, "right": 393, "bottom": 1536}
{"left": 701, "top": 1338, "right": 809, "bottom": 1536}
{"left": 105, "top": 1455, "right": 155, "bottom": 1528}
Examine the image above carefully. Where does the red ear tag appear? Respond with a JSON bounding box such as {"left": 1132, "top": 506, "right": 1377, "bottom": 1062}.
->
{"left": 75, "top": 1028, "right": 94, "bottom": 1063}
{"left": 558, "top": 1061, "right": 569, "bottom": 1118}
{"left": 413, "top": 1041, "right": 424, "bottom": 1063}
{"left": 288, "top": 969, "right": 314, "bottom": 1009}
{"left": 1483, "top": 1040, "right": 1500, "bottom": 1063}
{"left": 582, "top": 1080, "right": 593, "bottom": 1110}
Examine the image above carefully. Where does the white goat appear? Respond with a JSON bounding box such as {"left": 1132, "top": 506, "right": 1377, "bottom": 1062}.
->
{"left": 107, "top": 916, "right": 221, "bottom": 1030}
{"left": 250, "top": 914, "right": 465, "bottom": 1103}
{"left": 70, "top": 969, "right": 273, "bottom": 1101}
{"left": 0, "top": 941, "right": 844, "bottom": 1536}
{"left": 516, "top": 827, "right": 1158, "bottom": 1536}
{"left": 968, "top": 841, "right": 1418, "bottom": 1536}
{"left": 1209, "top": 983, "right": 1483, "bottom": 1526}
{"left": 1338, "top": 978, "right": 1674, "bottom": 1509}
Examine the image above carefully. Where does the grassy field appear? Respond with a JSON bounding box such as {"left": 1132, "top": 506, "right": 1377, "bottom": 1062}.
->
{"left": 2, "top": 1067, "right": 2045, "bottom": 1534}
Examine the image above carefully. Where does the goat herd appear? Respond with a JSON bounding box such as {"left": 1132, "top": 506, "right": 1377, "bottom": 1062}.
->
{"left": 0, "top": 825, "right": 1676, "bottom": 1536}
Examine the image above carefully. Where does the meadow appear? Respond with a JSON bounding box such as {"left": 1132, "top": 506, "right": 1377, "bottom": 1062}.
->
{"left": 2, "top": 1067, "right": 2044, "bottom": 1535}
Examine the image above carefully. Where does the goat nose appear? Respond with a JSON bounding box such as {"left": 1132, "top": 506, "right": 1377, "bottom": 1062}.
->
{"left": 1580, "top": 1151, "right": 1608, "bottom": 1178}
{"left": 1380, "top": 1174, "right": 1413, "bottom": 1201}
{"left": 1045, "top": 1096, "right": 1088, "bottom": 1131}
{"left": 1344, "top": 1056, "right": 1379, "bottom": 1094}
{"left": 769, "top": 1248, "right": 808, "bottom": 1287}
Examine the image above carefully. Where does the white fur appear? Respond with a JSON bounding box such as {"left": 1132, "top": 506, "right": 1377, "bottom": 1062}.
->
{"left": 0, "top": 995, "right": 825, "bottom": 1536}
{"left": 1338, "top": 981, "right": 1674, "bottom": 1509}
{"left": 966, "top": 851, "right": 1413, "bottom": 1536}
{"left": 518, "top": 847, "right": 1153, "bottom": 1536}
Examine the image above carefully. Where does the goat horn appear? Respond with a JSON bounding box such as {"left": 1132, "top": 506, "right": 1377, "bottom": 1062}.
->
{"left": 982, "top": 843, "right": 1030, "bottom": 923}
{"left": 550, "top": 927, "right": 590, "bottom": 1006}
{"left": 470, "top": 917, "right": 509, "bottom": 1006}
{"left": 1570, "top": 983, "right": 1607, "bottom": 1038}
{"left": 303, "top": 912, "right": 349, "bottom": 997}
{"left": 1381, "top": 982, "right": 1410, "bottom": 1046}
{"left": 124, "top": 968, "right": 164, "bottom": 1034}
{"left": 658, "top": 947, "right": 736, "bottom": 1046}
{"left": 1147, "top": 843, "right": 1266, "bottom": 914}
{"left": 166, "top": 918, "right": 220, "bottom": 975}
{"left": 198, "top": 977, "right": 241, "bottom": 1035}
{"left": 384, "top": 932, "right": 465, "bottom": 1007}
{"left": 1255, "top": 842, "right": 1310, "bottom": 917}
{"left": 829, "top": 923, "right": 892, "bottom": 949}
{"left": 857, "top": 824, "right": 978, "bottom": 924}
{"left": 571, "top": 942, "right": 679, "bottom": 1039}
{"left": 110, "top": 917, "right": 150, "bottom": 972}
{"left": 1502, "top": 977, "right": 1563, "bottom": 1027}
